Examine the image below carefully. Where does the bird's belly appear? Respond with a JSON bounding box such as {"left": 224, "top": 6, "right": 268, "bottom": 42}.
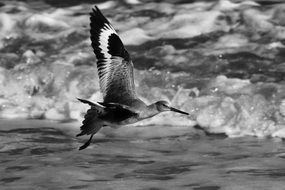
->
{"left": 104, "top": 117, "right": 140, "bottom": 127}
{"left": 119, "top": 117, "right": 141, "bottom": 125}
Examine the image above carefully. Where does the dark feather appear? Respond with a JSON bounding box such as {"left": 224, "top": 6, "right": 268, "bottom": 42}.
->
{"left": 77, "top": 98, "right": 105, "bottom": 136}
{"left": 76, "top": 107, "right": 103, "bottom": 136}
{"left": 101, "top": 104, "right": 138, "bottom": 123}
{"left": 90, "top": 6, "right": 129, "bottom": 61}
{"left": 77, "top": 98, "right": 137, "bottom": 136}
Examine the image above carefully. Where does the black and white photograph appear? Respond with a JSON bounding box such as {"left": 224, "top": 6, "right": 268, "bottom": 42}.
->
{"left": 0, "top": 0, "right": 285, "bottom": 189}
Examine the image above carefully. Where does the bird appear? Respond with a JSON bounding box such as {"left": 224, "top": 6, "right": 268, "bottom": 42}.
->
{"left": 76, "top": 6, "right": 189, "bottom": 150}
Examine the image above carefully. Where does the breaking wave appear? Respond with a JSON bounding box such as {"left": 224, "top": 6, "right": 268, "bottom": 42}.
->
{"left": 0, "top": 0, "right": 284, "bottom": 138}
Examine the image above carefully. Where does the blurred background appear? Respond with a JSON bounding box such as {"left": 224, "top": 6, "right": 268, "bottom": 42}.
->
{"left": 1, "top": 0, "right": 285, "bottom": 189}
{"left": 0, "top": 0, "right": 284, "bottom": 137}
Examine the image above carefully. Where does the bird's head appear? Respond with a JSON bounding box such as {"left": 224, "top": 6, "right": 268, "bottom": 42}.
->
{"left": 155, "top": 100, "right": 189, "bottom": 115}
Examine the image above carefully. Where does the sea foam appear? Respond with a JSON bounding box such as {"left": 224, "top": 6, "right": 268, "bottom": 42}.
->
{"left": 0, "top": 1, "right": 284, "bottom": 138}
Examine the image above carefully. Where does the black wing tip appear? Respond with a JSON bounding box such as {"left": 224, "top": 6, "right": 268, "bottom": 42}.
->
{"left": 91, "top": 5, "right": 99, "bottom": 12}
{"left": 89, "top": 4, "right": 131, "bottom": 62}
{"left": 92, "top": 5, "right": 99, "bottom": 12}
{"left": 90, "top": 5, "right": 109, "bottom": 24}
{"left": 90, "top": 7, "right": 98, "bottom": 18}
{"left": 94, "top": 6, "right": 101, "bottom": 13}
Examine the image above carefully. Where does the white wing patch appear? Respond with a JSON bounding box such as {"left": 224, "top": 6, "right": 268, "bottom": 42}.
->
{"left": 99, "top": 23, "right": 117, "bottom": 59}
{"left": 98, "top": 23, "right": 119, "bottom": 96}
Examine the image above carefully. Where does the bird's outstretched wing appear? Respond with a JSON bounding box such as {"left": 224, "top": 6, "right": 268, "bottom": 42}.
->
{"left": 90, "top": 6, "right": 137, "bottom": 104}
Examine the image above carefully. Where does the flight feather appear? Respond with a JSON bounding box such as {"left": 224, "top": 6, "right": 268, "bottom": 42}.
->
{"left": 90, "top": 6, "right": 137, "bottom": 104}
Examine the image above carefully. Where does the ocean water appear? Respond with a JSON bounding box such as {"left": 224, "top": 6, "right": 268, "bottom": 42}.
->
{"left": 1, "top": 119, "right": 285, "bottom": 190}
{"left": 0, "top": 0, "right": 285, "bottom": 189}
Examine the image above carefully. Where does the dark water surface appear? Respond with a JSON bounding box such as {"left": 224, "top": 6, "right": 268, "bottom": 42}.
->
{"left": 1, "top": 120, "right": 285, "bottom": 190}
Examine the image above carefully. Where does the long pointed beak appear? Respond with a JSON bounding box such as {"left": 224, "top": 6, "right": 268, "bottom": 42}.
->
{"left": 170, "top": 107, "right": 189, "bottom": 115}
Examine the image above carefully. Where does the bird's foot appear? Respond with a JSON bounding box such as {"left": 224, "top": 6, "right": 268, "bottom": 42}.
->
{"left": 79, "top": 134, "right": 94, "bottom": 150}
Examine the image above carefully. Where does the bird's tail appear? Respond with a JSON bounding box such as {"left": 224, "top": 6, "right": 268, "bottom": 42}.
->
{"left": 77, "top": 98, "right": 104, "bottom": 137}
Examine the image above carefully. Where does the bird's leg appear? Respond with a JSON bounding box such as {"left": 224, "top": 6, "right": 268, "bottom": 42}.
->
{"left": 79, "top": 134, "right": 94, "bottom": 150}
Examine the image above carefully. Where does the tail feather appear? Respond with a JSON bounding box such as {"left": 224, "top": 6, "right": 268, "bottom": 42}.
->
{"left": 77, "top": 107, "right": 103, "bottom": 136}
{"left": 77, "top": 98, "right": 105, "bottom": 136}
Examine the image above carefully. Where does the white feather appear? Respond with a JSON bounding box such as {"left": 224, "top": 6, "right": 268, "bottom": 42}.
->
{"left": 99, "top": 57, "right": 123, "bottom": 96}
{"left": 99, "top": 23, "right": 117, "bottom": 59}
{"left": 97, "top": 23, "right": 119, "bottom": 96}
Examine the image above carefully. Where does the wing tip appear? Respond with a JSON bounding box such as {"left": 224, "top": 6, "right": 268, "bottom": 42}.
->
{"left": 90, "top": 5, "right": 110, "bottom": 24}
{"left": 90, "top": 6, "right": 100, "bottom": 16}
{"left": 90, "top": 4, "right": 119, "bottom": 60}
